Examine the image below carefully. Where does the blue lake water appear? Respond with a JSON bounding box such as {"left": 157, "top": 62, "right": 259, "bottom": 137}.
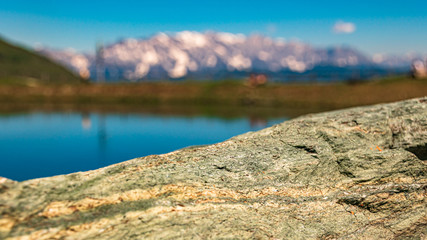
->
{"left": 0, "top": 112, "right": 287, "bottom": 181}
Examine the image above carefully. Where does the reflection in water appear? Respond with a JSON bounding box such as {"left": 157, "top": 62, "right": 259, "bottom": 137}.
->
{"left": 97, "top": 114, "right": 107, "bottom": 162}
{"left": 0, "top": 112, "right": 287, "bottom": 181}
{"left": 81, "top": 113, "right": 91, "bottom": 130}
{"left": 249, "top": 116, "right": 268, "bottom": 128}
{"left": 82, "top": 113, "right": 108, "bottom": 162}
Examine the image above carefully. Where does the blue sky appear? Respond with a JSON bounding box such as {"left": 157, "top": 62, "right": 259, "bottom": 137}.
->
{"left": 1, "top": 0, "right": 426, "bottom": 55}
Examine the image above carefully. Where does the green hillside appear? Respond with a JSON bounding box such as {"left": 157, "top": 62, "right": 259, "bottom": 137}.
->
{"left": 0, "top": 37, "right": 82, "bottom": 85}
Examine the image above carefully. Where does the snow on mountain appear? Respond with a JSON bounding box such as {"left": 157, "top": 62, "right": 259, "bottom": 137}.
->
{"left": 372, "top": 53, "right": 426, "bottom": 68}
{"left": 37, "top": 31, "right": 410, "bottom": 81}
{"left": 38, "top": 48, "right": 93, "bottom": 79}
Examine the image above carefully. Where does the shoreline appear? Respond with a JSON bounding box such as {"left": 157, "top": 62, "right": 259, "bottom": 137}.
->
{"left": 1, "top": 78, "right": 426, "bottom": 115}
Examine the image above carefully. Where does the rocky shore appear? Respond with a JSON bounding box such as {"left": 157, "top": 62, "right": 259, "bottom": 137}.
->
{"left": 1, "top": 97, "right": 426, "bottom": 239}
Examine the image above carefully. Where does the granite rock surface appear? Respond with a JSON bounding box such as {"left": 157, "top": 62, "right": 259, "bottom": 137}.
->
{"left": 0, "top": 97, "right": 426, "bottom": 239}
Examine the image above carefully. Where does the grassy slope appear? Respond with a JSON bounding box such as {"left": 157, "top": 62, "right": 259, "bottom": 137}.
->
{"left": 0, "top": 37, "right": 82, "bottom": 85}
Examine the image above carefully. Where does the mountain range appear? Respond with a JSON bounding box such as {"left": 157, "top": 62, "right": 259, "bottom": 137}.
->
{"left": 38, "top": 31, "right": 422, "bottom": 82}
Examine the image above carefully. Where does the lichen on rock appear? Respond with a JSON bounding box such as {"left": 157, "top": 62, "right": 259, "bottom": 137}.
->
{"left": 1, "top": 97, "right": 426, "bottom": 239}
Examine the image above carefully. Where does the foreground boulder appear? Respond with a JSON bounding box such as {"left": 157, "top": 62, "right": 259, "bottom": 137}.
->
{"left": 1, "top": 98, "right": 426, "bottom": 239}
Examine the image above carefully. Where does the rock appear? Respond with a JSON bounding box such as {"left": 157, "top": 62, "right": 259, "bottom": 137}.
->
{"left": 1, "top": 97, "right": 426, "bottom": 239}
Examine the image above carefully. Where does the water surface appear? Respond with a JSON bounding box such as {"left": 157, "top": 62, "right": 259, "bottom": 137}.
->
{"left": 0, "top": 112, "right": 286, "bottom": 181}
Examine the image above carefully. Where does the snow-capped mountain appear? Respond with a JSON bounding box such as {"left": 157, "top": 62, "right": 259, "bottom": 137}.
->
{"left": 38, "top": 31, "right": 413, "bottom": 81}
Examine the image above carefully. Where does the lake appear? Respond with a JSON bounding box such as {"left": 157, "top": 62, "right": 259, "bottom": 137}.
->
{"left": 0, "top": 111, "right": 287, "bottom": 181}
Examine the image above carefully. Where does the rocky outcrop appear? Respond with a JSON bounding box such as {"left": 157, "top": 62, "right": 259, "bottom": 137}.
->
{"left": 1, "top": 98, "right": 426, "bottom": 239}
